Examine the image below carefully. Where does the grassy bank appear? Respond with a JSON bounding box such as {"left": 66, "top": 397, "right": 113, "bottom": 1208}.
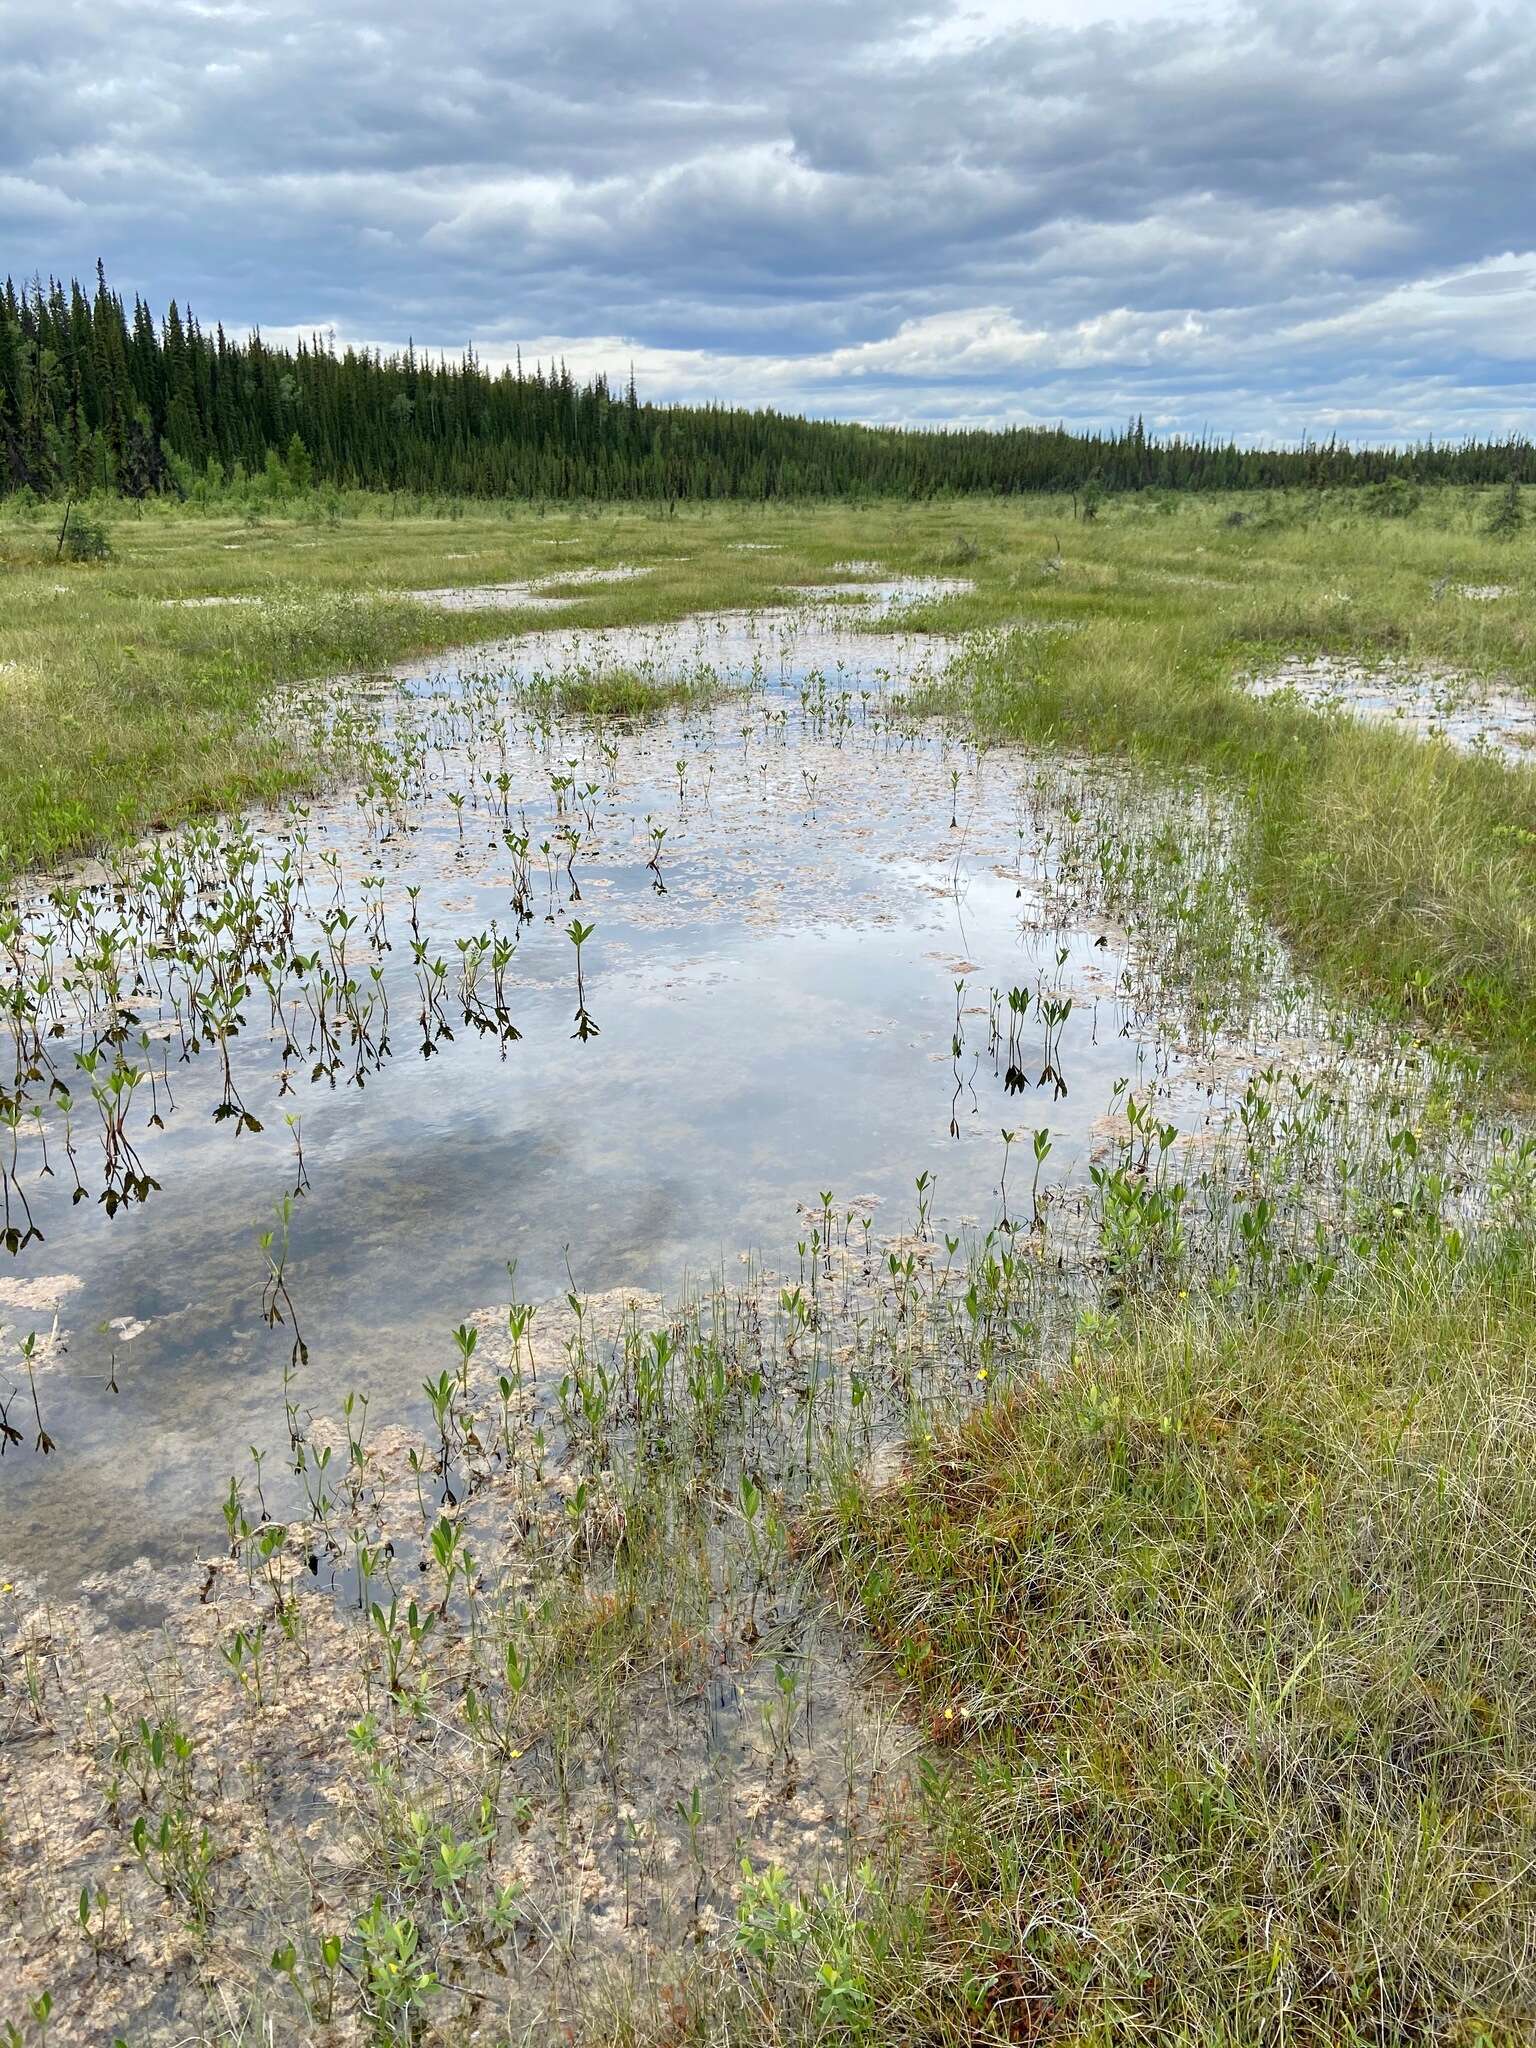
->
{"left": 799, "top": 478, "right": 1536, "bottom": 2034}
{"left": 0, "top": 500, "right": 803, "bottom": 875}
{"left": 803, "top": 1237, "right": 1536, "bottom": 2046}
{"left": 939, "top": 610, "right": 1536, "bottom": 1094}
{"left": 914, "top": 489, "right": 1536, "bottom": 1089}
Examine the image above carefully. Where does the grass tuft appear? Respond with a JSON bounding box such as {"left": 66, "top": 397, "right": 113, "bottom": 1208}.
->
{"left": 818, "top": 1238, "right": 1536, "bottom": 2045}
{"left": 552, "top": 669, "right": 720, "bottom": 718}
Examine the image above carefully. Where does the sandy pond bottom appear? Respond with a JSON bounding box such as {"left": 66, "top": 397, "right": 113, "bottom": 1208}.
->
{"left": 0, "top": 582, "right": 1514, "bottom": 2041}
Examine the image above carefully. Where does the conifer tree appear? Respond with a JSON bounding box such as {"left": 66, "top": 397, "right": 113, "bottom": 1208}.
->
{"left": 2, "top": 263, "right": 1532, "bottom": 504}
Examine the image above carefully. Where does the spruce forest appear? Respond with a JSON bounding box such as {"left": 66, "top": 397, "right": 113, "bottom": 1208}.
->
{"left": 4, "top": 264, "right": 1533, "bottom": 502}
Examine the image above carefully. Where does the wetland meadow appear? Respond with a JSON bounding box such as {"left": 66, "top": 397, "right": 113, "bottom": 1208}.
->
{"left": 2, "top": 488, "right": 1536, "bottom": 2046}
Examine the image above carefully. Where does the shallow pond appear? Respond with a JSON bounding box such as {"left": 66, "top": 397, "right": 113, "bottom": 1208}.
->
{"left": 405, "top": 563, "right": 659, "bottom": 612}
{"left": 2, "top": 581, "right": 1503, "bottom": 1600}
{"left": 2, "top": 575, "right": 1523, "bottom": 2044}
{"left": 1249, "top": 652, "right": 1536, "bottom": 761}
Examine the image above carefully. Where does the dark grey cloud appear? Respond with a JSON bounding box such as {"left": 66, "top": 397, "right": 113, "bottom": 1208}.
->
{"left": 5, "top": 0, "right": 1534, "bottom": 440}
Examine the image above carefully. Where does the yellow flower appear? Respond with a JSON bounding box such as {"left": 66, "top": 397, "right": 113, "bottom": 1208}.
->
{"left": 977, "top": 1367, "right": 988, "bottom": 1381}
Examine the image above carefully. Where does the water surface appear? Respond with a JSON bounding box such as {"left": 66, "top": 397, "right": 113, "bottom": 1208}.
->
{"left": 1, "top": 583, "right": 1494, "bottom": 1595}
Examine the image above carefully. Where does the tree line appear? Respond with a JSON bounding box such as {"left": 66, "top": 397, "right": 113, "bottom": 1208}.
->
{"left": 3, "top": 265, "right": 1532, "bottom": 503}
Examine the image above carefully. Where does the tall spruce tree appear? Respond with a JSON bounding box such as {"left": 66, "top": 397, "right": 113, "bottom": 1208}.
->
{"left": 1, "top": 264, "right": 1532, "bottom": 504}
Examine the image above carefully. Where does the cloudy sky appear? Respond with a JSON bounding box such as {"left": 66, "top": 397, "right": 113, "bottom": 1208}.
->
{"left": 5, "top": 0, "right": 1534, "bottom": 441}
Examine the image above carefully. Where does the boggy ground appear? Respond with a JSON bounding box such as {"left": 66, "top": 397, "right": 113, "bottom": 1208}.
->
{"left": 2, "top": 485, "right": 1534, "bottom": 1081}
{"left": 1, "top": 486, "right": 1536, "bottom": 2046}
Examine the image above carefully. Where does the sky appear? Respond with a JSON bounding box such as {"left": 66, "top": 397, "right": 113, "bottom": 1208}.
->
{"left": 5, "top": 0, "right": 1534, "bottom": 443}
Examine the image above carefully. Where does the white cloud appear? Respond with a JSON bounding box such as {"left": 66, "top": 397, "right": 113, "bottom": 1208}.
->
{"left": 4, "top": 0, "right": 1533, "bottom": 441}
{"left": 0, "top": 173, "right": 87, "bottom": 220}
{"left": 1287, "top": 254, "right": 1536, "bottom": 363}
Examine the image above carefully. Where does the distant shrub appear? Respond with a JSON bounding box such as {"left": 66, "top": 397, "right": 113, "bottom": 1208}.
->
{"left": 285, "top": 432, "right": 313, "bottom": 494}
{"left": 61, "top": 513, "right": 112, "bottom": 562}
{"left": 941, "top": 532, "right": 983, "bottom": 565}
{"left": 1487, "top": 481, "right": 1525, "bottom": 539}
{"left": 1362, "top": 477, "right": 1421, "bottom": 518}
{"left": 1243, "top": 498, "right": 1311, "bottom": 535}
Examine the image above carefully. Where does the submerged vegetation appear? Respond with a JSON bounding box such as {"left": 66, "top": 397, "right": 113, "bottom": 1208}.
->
{"left": 3, "top": 484, "right": 1533, "bottom": 1083}
{"left": 1, "top": 485, "right": 1535, "bottom": 2044}
{"left": 934, "top": 609, "right": 1536, "bottom": 1091}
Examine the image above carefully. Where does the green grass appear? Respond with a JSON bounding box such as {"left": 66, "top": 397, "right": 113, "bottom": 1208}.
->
{"left": 0, "top": 496, "right": 820, "bottom": 874}
{"left": 8, "top": 488, "right": 1531, "bottom": 1085}
{"left": 911, "top": 497, "right": 1536, "bottom": 1091}
{"left": 813, "top": 1236, "right": 1536, "bottom": 2046}
{"left": 550, "top": 669, "right": 722, "bottom": 717}
{"left": 933, "top": 626, "right": 1536, "bottom": 1091}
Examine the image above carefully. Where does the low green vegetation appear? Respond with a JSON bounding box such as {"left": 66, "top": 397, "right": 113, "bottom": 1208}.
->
{"left": 0, "top": 501, "right": 785, "bottom": 873}
{"left": 812, "top": 1235, "right": 1536, "bottom": 2045}
{"left": 548, "top": 668, "right": 720, "bottom": 718}
{"left": 937, "top": 621, "right": 1536, "bottom": 1093}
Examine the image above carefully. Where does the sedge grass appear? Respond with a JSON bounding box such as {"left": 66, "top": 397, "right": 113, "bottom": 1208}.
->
{"left": 802, "top": 1234, "right": 1536, "bottom": 2047}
